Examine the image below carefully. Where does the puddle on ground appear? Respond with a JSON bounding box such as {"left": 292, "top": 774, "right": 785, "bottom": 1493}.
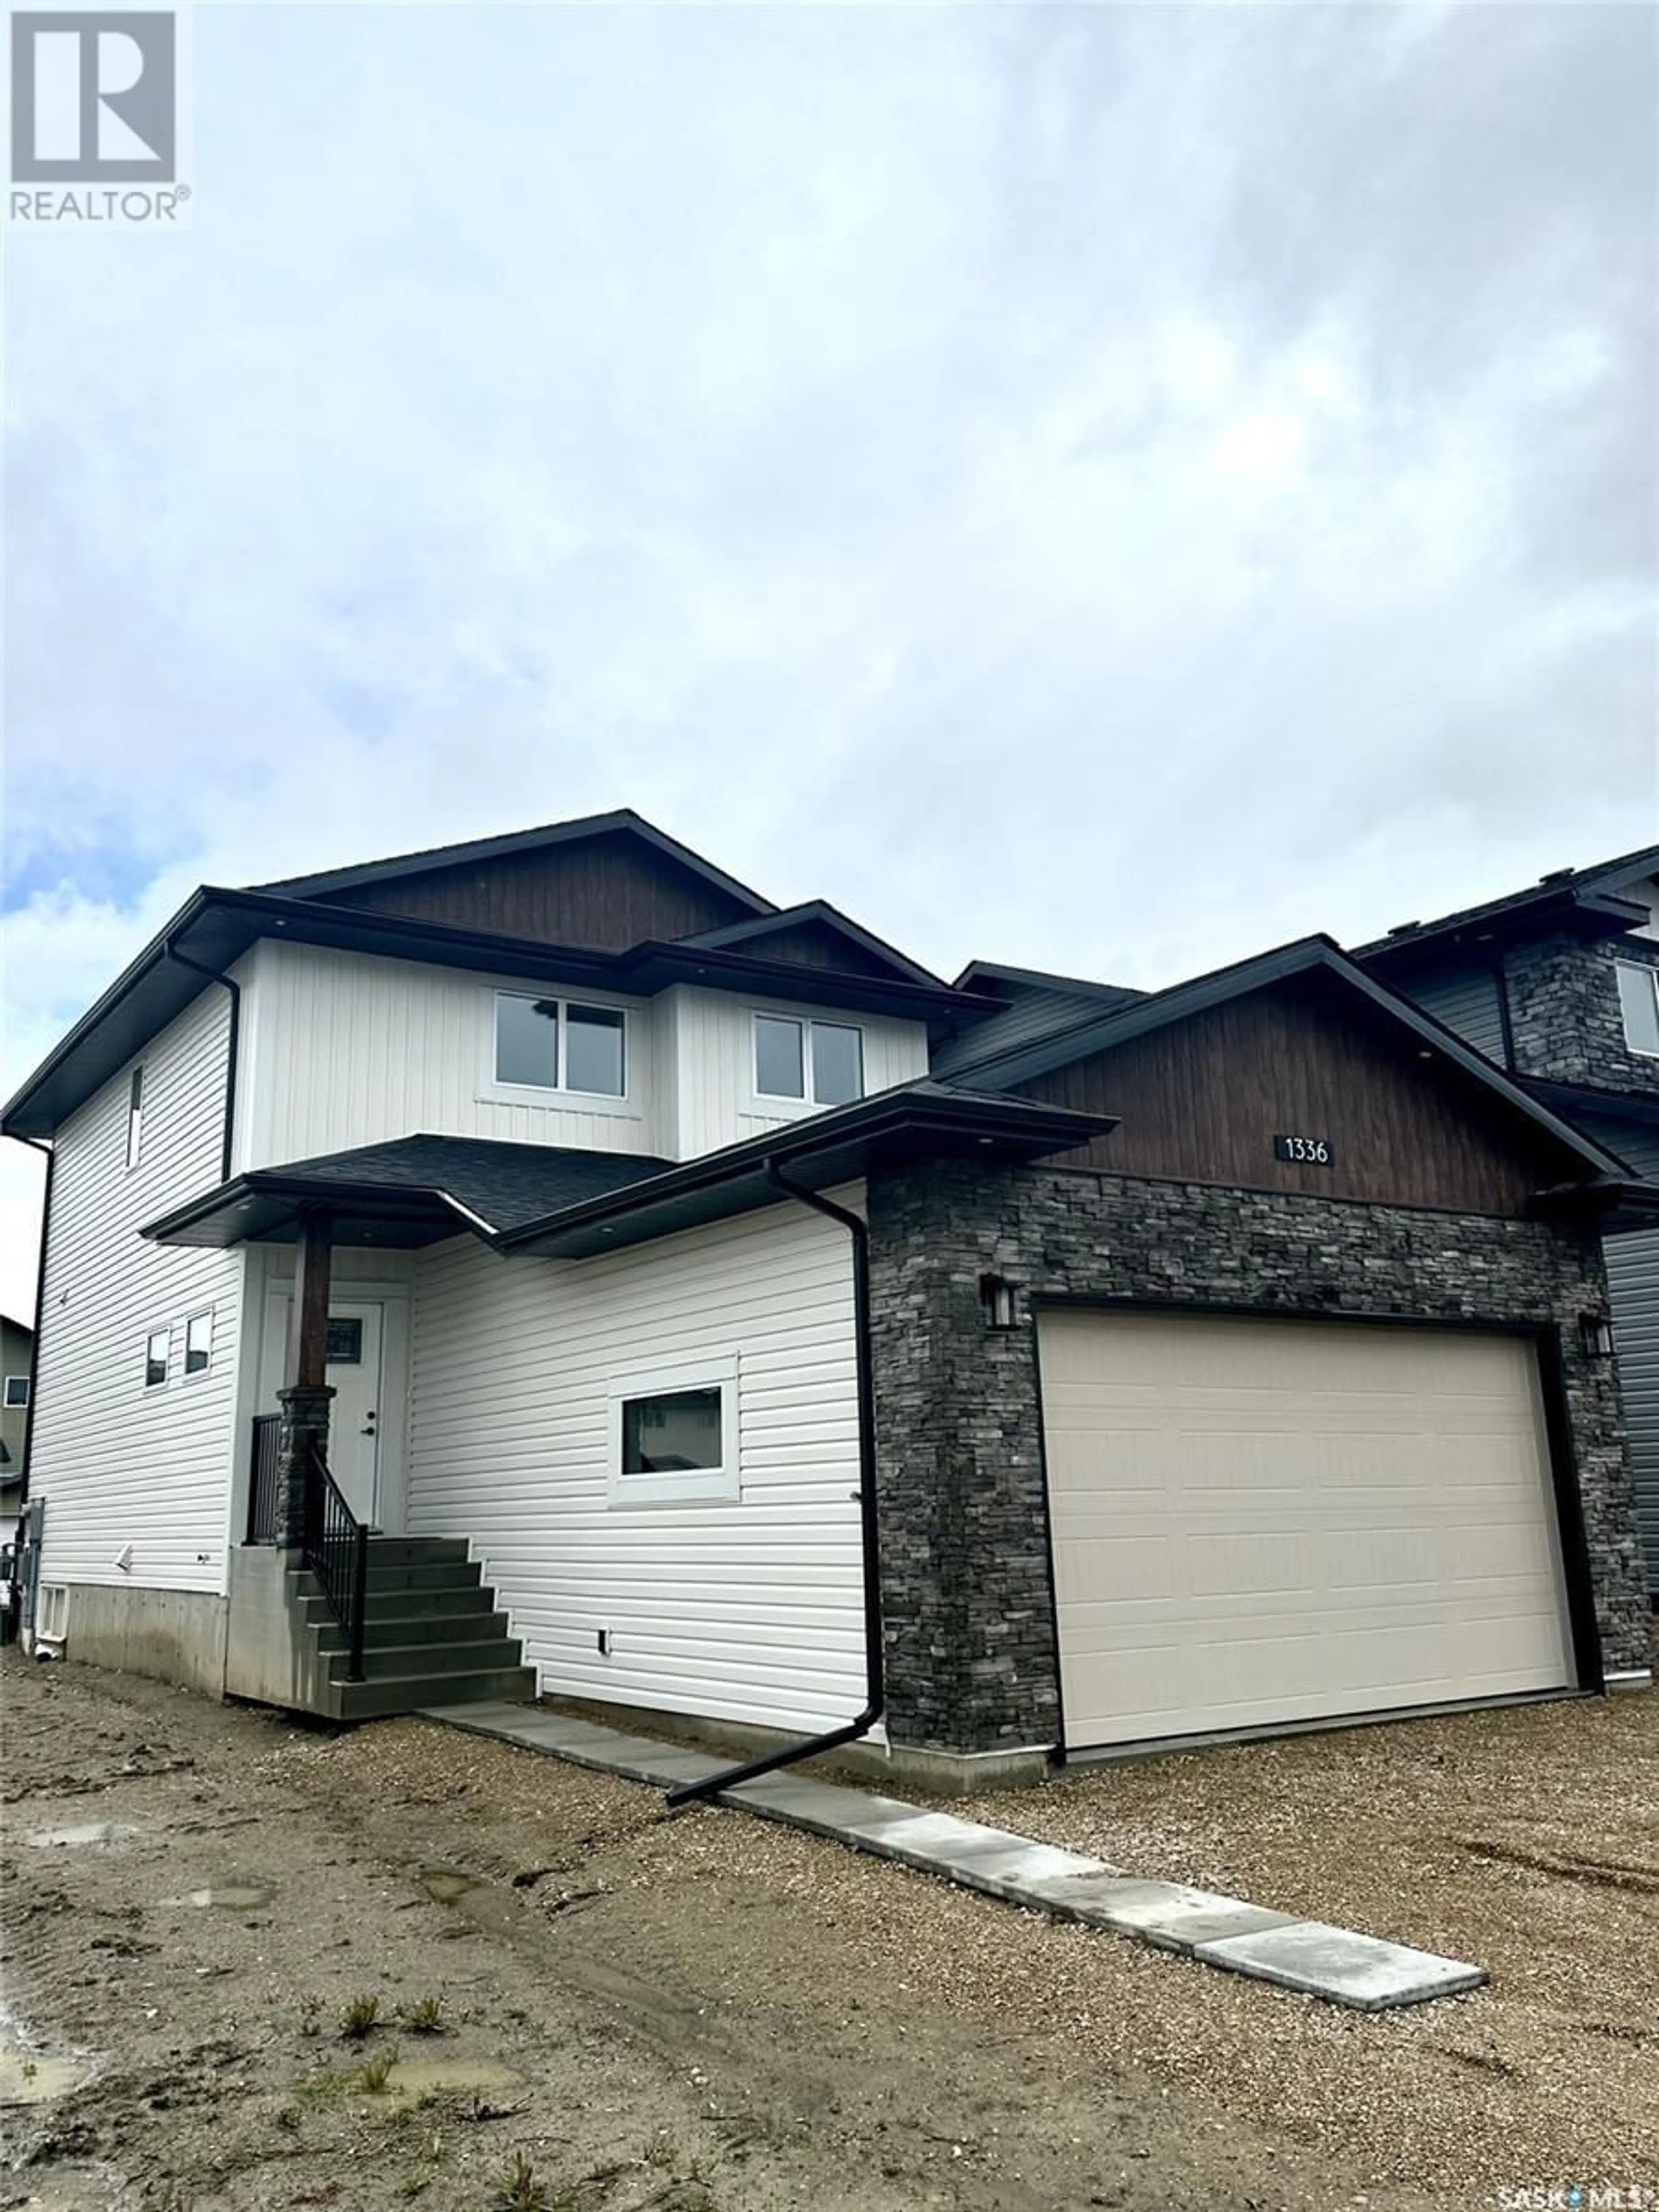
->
{"left": 25, "top": 1820, "right": 140, "bottom": 1849}
{"left": 417, "top": 1866, "right": 479, "bottom": 1904}
{"left": 382, "top": 2057, "right": 525, "bottom": 2103}
{"left": 163, "top": 1883, "right": 273, "bottom": 1911}
{"left": 0, "top": 2004, "right": 84, "bottom": 2106}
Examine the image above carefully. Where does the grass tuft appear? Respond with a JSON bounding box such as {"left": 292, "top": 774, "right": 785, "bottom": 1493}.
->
{"left": 339, "top": 1994, "right": 381, "bottom": 2041}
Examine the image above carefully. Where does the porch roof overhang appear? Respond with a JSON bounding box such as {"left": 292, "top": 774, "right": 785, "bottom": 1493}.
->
{"left": 140, "top": 1135, "right": 673, "bottom": 1250}
{"left": 140, "top": 1087, "right": 1116, "bottom": 1259}
{"left": 1529, "top": 1175, "right": 1659, "bottom": 1236}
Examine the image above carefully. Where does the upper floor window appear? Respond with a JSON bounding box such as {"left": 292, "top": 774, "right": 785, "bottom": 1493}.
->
{"left": 2, "top": 1375, "right": 28, "bottom": 1410}
{"left": 184, "top": 1310, "right": 213, "bottom": 1379}
{"left": 125, "top": 1067, "right": 144, "bottom": 1170}
{"left": 493, "top": 994, "right": 626, "bottom": 1097}
{"left": 1617, "top": 962, "right": 1659, "bottom": 1057}
{"left": 144, "top": 1330, "right": 169, "bottom": 1389}
{"left": 753, "top": 1015, "right": 864, "bottom": 1107}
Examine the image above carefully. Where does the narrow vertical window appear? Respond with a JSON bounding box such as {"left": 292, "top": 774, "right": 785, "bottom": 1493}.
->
{"left": 1617, "top": 962, "right": 1659, "bottom": 1056}
{"left": 126, "top": 1066, "right": 144, "bottom": 1170}
{"left": 184, "top": 1311, "right": 213, "bottom": 1378}
{"left": 144, "top": 1330, "right": 170, "bottom": 1389}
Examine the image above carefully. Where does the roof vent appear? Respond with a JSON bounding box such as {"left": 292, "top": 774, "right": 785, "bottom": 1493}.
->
{"left": 1386, "top": 921, "right": 1421, "bottom": 936}
{"left": 1538, "top": 867, "right": 1575, "bottom": 884}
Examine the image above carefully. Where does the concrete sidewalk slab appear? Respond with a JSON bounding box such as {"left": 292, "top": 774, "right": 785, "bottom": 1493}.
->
{"left": 420, "top": 1703, "right": 1487, "bottom": 2012}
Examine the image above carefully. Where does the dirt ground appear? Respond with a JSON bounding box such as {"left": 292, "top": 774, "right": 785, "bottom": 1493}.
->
{"left": 0, "top": 1660, "right": 1644, "bottom": 2212}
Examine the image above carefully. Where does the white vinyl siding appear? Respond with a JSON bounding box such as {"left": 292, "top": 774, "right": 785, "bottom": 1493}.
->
{"left": 31, "top": 988, "right": 245, "bottom": 1595}
{"left": 405, "top": 1193, "right": 865, "bottom": 1734}
{"left": 658, "top": 987, "right": 927, "bottom": 1159}
{"left": 238, "top": 942, "right": 655, "bottom": 1165}
{"left": 1039, "top": 1309, "right": 1571, "bottom": 1750}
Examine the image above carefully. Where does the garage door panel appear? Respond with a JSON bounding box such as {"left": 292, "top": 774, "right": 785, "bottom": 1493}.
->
{"left": 1039, "top": 1311, "right": 1573, "bottom": 1749}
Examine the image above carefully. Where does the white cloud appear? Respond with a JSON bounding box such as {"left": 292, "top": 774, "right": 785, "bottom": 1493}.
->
{"left": 3, "top": 0, "right": 1656, "bottom": 1319}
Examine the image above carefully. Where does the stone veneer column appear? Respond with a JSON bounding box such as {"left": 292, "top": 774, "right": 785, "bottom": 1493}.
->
{"left": 274, "top": 1383, "right": 335, "bottom": 1549}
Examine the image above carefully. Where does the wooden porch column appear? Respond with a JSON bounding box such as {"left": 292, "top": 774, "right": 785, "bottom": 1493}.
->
{"left": 274, "top": 1206, "right": 335, "bottom": 1548}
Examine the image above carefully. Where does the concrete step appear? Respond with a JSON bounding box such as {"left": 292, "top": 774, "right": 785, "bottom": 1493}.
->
{"left": 317, "top": 1609, "right": 512, "bottom": 1653}
{"left": 297, "top": 1582, "right": 502, "bottom": 1626}
{"left": 363, "top": 1536, "right": 472, "bottom": 1567}
{"left": 363, "top": 1561, "right": 486, "bottom": 1594}
{"left": 331, "top": 1665, "right": 537, "bottom": 1723}
{"left": 330, "top": 1637, "right": 525, "bottom": 1685}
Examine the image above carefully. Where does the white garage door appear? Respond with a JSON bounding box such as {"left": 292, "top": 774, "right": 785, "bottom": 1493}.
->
{"left": 1039, "top": 1310, "right": 1573, "bottom": 1751}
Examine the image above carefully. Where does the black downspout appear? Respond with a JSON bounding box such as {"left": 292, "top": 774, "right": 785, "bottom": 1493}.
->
{"left": 1484, "top": 956, "right": 1517, "bottom": 1072}
{"left": 14, "top": 1136, "right": 53, "bottom": 1508}
{"left": 165, "top": 942, "right": 242, "bottom": 1182}
{"left": 664, "top": 1162, "right": 884, "bottom": 1808}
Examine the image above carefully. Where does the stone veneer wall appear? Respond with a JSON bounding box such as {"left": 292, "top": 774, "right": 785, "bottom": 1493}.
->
{"left": 866, "top": 1160, "right": 1649, "bottom": 1756}
{"left": 1504, "top": 933, "right": 1659, "bottom": 1096}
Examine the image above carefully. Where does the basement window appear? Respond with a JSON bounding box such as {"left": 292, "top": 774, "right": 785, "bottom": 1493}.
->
{"left": 607, "top": 1358, "right": 738, "bottom": 1507}
{"left": 1617, "top": 962, "right": 1659, "bottom": 1057}
{"left": 753, "top": 1015, "right": 864, "bottom": 1106}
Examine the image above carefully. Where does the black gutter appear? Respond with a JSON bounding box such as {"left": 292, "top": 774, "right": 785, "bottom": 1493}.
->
{"left": 664, "top": 1162, "right": 884, "bottom": 1808}
{"left": 13, "top": 1136, "right": 52, "bottom": 1508}
{"left": 165, "top": 938, "right": 242, "bottom": 1182}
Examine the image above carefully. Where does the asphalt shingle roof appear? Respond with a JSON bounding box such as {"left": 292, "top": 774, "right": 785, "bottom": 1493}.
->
{"left": 270, "top": 1134, "right": 672, "bottom": 1233}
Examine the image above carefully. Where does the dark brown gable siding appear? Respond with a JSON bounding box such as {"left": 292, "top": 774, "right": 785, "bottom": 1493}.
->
{"left": 729, "top": 921, "right": 901, "bottom": 979}
{"left": 324, "top": 834, "right": 755, "bottom": 949}
{"left": 1014, "top": 975, "right": 1569, "bottom": 1216}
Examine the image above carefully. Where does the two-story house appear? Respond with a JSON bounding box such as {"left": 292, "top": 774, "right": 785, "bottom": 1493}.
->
{"left": 0, "top": 1313, "right": 31, "bottom": 1557}
{"left": 1354, "top": 846, "right": 1659, "bottom": 1602}
{"left": 4, "top": 812, "right": 1651, "bottom": 1792}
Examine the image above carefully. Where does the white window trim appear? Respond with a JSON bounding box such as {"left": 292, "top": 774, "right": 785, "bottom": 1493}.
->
{"left": 1616, "top": 960, "right": 1659, "bottom": 1058}
{"left": 143, "top": 1326, "right": 171, "bottom": 1391}
{"left": 480, "top": 990, "right": 635, "bottom": 1108}
{"left": 606, "top": 1355, "right": 740, "bottom": 1508}
{"left": 2, "top": 1375, "right": 28, "bottom": 1409}
{"left": 182, "top": 1309, "right": 214, "bottom": 1382}
{"left": 751, "top": 1012, "right": 866, "bottom": 1109}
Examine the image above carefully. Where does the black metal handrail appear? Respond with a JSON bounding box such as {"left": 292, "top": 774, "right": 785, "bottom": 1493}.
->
{"left": 246, "top": 1414, "right": 282, "bottom": 1545}
{"left": 301, "top": 1438, "right": 369, "bottom": 1682}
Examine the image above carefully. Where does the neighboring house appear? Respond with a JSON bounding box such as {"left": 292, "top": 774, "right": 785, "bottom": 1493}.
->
{"left": 2, "top": 810, "right": 1652, "bottom": 1790}
{"left": 1352, "top": 846, "right": 1659, "bottom": 1602}
{"left": 0, "top": 1313, "right": 31, "bottom": 1554}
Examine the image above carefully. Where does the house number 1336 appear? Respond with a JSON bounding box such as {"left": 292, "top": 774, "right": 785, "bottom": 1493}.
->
{"left": 1274, "top": 1134, "right": 1334, "bottom": 1165}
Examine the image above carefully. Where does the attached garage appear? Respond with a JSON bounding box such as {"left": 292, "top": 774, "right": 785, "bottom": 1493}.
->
{"left": 1038, "top": 1308, "right": 1576, "bottom": 1753}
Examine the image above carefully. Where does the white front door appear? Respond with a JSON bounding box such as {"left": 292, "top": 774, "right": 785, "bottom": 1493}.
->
{"left": 261, "top": 1297, "right": 387, "bottom": 1527}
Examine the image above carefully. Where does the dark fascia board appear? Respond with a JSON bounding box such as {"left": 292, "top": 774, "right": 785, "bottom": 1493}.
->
{"left": 1530, "top": 1176, "right": 1659, "bottom": 1235}
{"left": 497, "top": 1081, "right": 1117, "bottom": 1258}
{"left": 951, "top": 957, "right": 1145, "bottom": 1001}
{"left": 677, "top": 901, "right": 949, "bottom": 990}
{"left": 2, "top": 888, "right": 998, "bottom": 1140}
{"left": 1516, "top": 1077, "right": 1659, "bottom": 1130}
{"left": 251, "top": 806, "right": 780, "bottom": 916}
{"left": 1354, "top": 842, "right": 1659, "bottom": 966}
{"left": 140, "top": 1171, "right": 491, "bottom": 1251}
{"left": 950, "top": 933, "right": 1631, "bottom": 1184}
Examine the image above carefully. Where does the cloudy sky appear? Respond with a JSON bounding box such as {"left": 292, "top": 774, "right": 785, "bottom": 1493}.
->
{"left": 3, "top": 0, "right": 1656, "bottom": 1319}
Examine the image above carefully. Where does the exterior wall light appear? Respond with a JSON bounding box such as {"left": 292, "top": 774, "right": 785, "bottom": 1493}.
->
{"left": 979, "top": 1272, "right": 1022, "bottom": 1331}
{"left": 1578, "top": 1312, "right": 1615, "bottom": 1360}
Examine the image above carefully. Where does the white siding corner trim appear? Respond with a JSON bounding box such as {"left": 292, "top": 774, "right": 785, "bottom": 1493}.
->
{"left": 406, "top": 1191, "right": 865, "bottom": 1736}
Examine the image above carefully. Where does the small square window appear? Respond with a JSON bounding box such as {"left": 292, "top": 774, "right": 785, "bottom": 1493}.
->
{"left": 1617, "top": 962, "right": 1659, "bottom": 1057}
{"left": 325, "top": 1317, "right": 363, "bottom": 1365}
{"left": 126, "top": 1066, "right": 144, "bottom": 1171}
{"left": 144, "top": 1330, "right": 169, "bottom": 1389}
{"left": 608, "top": 1360, "right": 738, "bottom": 1506}
{"left": 755, "top": 1015, "right": 806, "bottom": 1099}
{"left": 2, "top": 1375, "right": 29, "bottom": 1410}
{"left": 184, "top": 1311, "right": 213, "bottom": 1378}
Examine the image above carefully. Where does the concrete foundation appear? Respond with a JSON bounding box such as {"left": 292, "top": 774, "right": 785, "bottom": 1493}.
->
{"left": 56, "top": 1581, "right": 229, "bottom": 1699}
{"left": 223, "top": 1545, "right": 331, "bottom": 1712}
